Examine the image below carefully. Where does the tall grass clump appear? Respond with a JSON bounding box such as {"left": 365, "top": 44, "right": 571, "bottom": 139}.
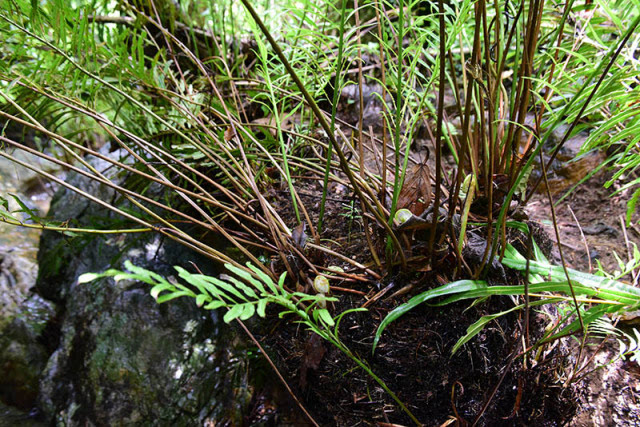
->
{"left": 1, "top": 0, "right": 640, "bottom": 423}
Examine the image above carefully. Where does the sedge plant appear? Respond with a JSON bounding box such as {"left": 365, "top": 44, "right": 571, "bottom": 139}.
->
{"left": 1, "top": 0, "right": 640, "bottom": 422}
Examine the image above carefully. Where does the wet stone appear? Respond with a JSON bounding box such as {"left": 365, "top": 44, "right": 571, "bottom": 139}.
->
{"left": 0, "top": 146, "right": 267, "bottom": 425}
{"left": 0, "top": 294, "right": 56, "bottom": 411}
{"left": 0, "top": 246, "right": 39, "bottom": 330}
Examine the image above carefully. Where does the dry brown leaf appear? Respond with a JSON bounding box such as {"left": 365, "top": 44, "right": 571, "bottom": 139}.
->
{"left": 251, "top": 114, "right": 293, "bottom": 137}
{"left": 398, "top": 162, "right": 432, "bottom": 215}
{"left": 299, "top": 333, "right": 326, "bottom": 389}
{"left": 251, "top": 116, "right": 277, "bottom": 137}
{"left": 224, "top": 126, "right": 235, "bottom": 141}
{"left": 291, "top": 222, "right": 308, "bottom": 250}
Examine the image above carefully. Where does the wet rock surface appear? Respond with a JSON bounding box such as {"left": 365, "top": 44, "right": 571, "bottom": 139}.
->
{"left": 0, "top": 150, "right": 266, "bottom": 425}
{"left": 0, "top": 150, "right": 54, "bottom": 329}
{"left": 0, "top": 401, "right": 44, "bottom": 427}
{"left": 0, "top": 294, "right": 55, "bottom": 413}
{"left": 0, "top": 149, "right": 56, "bottom": 419}
{"left": 0, "top": 247, "right": 39, "bottom": 330}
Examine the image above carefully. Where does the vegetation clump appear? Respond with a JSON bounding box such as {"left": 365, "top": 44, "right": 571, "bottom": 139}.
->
{"left": 1, "top": 0, "right": 640, "bottom": 424}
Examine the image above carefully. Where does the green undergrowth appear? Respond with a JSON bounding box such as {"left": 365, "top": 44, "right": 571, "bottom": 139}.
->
{"left": 78, "top": 260, "right": 421, "bottom": 424}
{"left": 1, "top": 0, "right": 640, "bottom": 423}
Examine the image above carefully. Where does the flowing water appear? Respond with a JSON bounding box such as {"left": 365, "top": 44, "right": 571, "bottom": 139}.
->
{"left": 0, "top": 151, "right": 58, "bottom": 328}
{"left": 0, "top": 151, "right": 58, "bottom": 424}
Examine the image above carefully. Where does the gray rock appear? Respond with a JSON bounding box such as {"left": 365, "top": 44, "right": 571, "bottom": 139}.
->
{"left": 29, "top": 149, "right": 256, "bottom": 425}
{"left": 0, "top": 246, "right": 39, "bottom": 330}
{"left": 0, "top": 294, "right": 55, "bottom": 411}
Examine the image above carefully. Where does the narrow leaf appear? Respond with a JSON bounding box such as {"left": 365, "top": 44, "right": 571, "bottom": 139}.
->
{"left": 257, "top": 299, "right": 268, "bottom": 317}
{"left": 195, "top": 294, "right": 210, "bottom": 307}
{"left": 239, "top": 303, "right": 256, "bottom": 320}
{"left": 156, "top": 291, "right": 191, "bottom": 304}
{"left": 204, "top": 300, "right": 227, "bottom": 310}
{"left": 223, "top": 304, "right": 244, "bottom": 323}
{"left": 373, "top": 280, "right": 487, "bottom": 352}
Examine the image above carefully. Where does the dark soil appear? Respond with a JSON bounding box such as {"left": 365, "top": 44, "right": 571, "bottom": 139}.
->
{"left": 245, "top": 182, "right": 575, "bottom": 425}
{"left": 242, "top": 130, "right": 640, "bottom": 425}
{"left": 260, "top": 290, "right": 577, "bottom": 426}
{"left": 527, "top": 164, "right": 640, "bottom": 426}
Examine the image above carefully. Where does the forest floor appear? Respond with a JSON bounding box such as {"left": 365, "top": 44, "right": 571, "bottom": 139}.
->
{"left": 527, "top": 167, "right": 640, "bottom": 426}
{"left": 2, "top": 91, "right": 640, "bottom": 426}
{"left": 243, "top": 105, "right": 640, "bottom": 425}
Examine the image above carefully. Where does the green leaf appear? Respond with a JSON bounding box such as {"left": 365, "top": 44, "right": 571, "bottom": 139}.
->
{"left": 9, "top": 193, "right": 40, "bottom": 222}
{"left": 169, "top": 280, "right": 198, "bottom": 297}
{"left": 200, "top": 275, "right": 248, "bottom": 302}
{"left": 124, "top": 261, "right": 168, "bottom": 286}
{"left": 239, "top": 303, "right": 256, "bottom": 320}
{"left": 532, "top": 239, "right": 549, "bottom": 264}
{"left": 540, "top": 304, "right": 613, "bottom": 344}
{"left": 224, "top": 263, "right": 267, "bottom": 294}
{"left": 175, "top": 267, "right": 232, "bottom": 301}
{"left": 246, "top": 262, "right": 279, "bottom": 295}
{"left": 502, "top": 245, "right": 640, "bottom": 305}
{"left": 195, "top": 294, "right": 210, "bottom": 307}
{"left": 150, "top": 283, "right": 175, "bottom": 300}
{"left": 257, "top": 299, "right": 268, "bottom": 317}
{"left": 223, "top": 304, "right": 244, "bottom": 323}
{"left": 184, "top": 272, "right": 219, "bottom": 298}
{"left": 452, "top": 312, "right": 504, "bottom": 356}
{"left": 0, "top": 209, "right": 17, "bottom": 222}
{"left": 278, "top": 272, "right": 287, "bottom": 292}
{"left": 279, "top": 310, "right": 296, "bottom": 318}
{"left": 627, "top": 187, "right": 640, "bottom": 226}
{"left": 219, "top": 274, "right": 258, "bottom": 299}
{"left": 373, "top": 280, "right": 487, "bottom": 352}
{"left": 112, "top": 272, "right": 146, "bottom": 283}
{"left": 204, "top": 300, "right": 227, "bottom": 310}
{"left": 77, "top": 273, "right": 100, "bottom": 283}
{"left": 451, "top": 298, "right": 556, "bottom": 355}
{"left": 292, "top": 293, "right": 338, "bottom": 303}
{"left": 156, "top": 291, "right": 191, "bottom": 304}
{"left": 316, "top": 308, "right": 336, "bottom": 327}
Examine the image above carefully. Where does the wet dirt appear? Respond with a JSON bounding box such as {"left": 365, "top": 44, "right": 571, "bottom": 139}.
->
{"left": 255, "top": 103, "right": 640, "bottom": 424}
{"left": 259, "top": 172, "right": 576, "bottom": 425}
{"left": 526, "top": 166, "right": 640, "bottom": 426}
{"left": 527, "top": 169, "right": 639, "bottom": 281}
{"left": 260, "top": 290, "right": 577, "bottom": 426}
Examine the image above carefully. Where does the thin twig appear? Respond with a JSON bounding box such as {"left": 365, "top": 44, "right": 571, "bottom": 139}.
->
{"left": 539, "top": 150, "right": 586, "bottom": 380}
{"left": 235, "top": 319, "right": 320, "bottom": 427}
{"left": 568, "top": 205, "right": 592, "bottom": 274}
{"left": 429, "top": 0, "right": 447, "bottom": 263}
{"left": 238, "top": 0, "right": 406, "bottom": 265}
{"left": 354, "top": 1, "right": 382, "bottom": 271}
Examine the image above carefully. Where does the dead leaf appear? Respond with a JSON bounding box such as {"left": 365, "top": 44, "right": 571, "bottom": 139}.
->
{"left": 291, "top": 222, "right": 308, "bottom": 250}
{"left": 224, "top": 126, "right": 235, "bottom": 141}
{"left": 472, "top": 174, "right": 511, "bottom": 216}
{"left": 398, "top": 162, "right": 432, "bottom": 215}
{"left": 251, "top": 116, "right": 277, "bottom": 137}
{"left": 491, "top": 173, "right": 510, "bottom": 199}
{"left": 299, "top": 333, "right": 326, "bottom": 389}
{"left": 251, "top": 114, "right": 292, "bottom": 137}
